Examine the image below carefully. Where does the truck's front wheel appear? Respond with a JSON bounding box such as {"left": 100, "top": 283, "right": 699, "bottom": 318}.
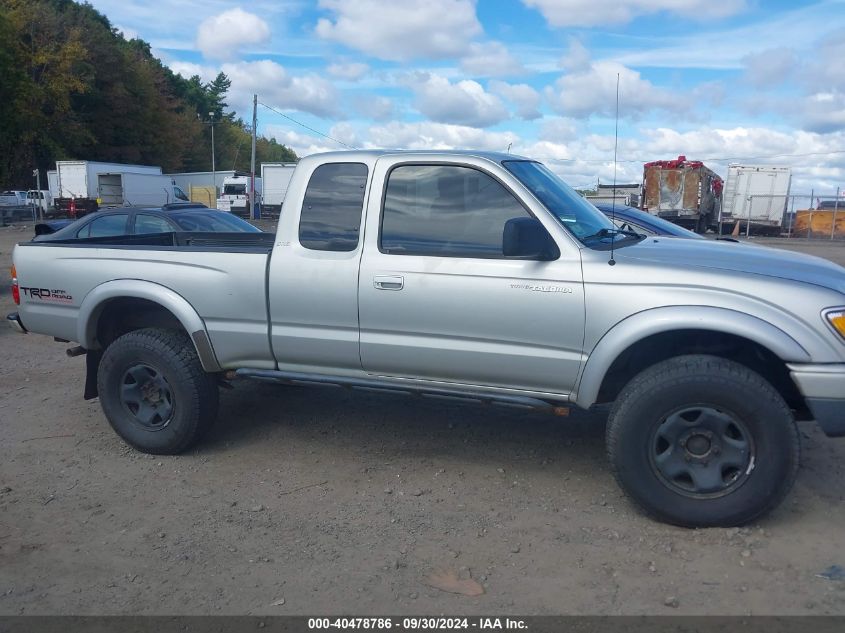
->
{"left": 607, "top": 354, "right": 799, "bottom": 527}
{"left": 97, "top": 328, "right": 219, "bottom": 455}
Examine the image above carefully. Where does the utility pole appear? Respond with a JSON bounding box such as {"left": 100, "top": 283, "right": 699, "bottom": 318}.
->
{"left": 209, "top": 111, "right": 217, "bottom": 205}
{"left": 33, "top": 168, "right": 42, "bottom": 222}
{"left": 250, "top": 94, "right": 258, "bottom": 219}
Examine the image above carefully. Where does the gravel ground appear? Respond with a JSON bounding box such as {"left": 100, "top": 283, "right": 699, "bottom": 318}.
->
{"left": 1, "top": 223, "right": 844, "bottom": 615}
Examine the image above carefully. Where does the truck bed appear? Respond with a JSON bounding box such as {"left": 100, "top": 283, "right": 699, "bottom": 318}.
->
{"left": 14, "top": 232, "right": 277, "bottom": 368}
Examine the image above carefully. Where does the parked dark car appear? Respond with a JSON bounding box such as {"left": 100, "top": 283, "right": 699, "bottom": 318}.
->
{"left": 33, "top": 206, "right": 262, "bottom": 241}
{"left": 593, "top": 203, "right": 703, "bottom": 239}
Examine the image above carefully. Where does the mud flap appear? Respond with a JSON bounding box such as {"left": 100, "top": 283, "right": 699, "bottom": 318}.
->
{"left": 84, "top": 349, "right": 102, "bottom": 400}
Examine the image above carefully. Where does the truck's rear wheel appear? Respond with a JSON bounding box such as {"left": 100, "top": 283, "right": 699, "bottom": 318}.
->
{"left": 97, "top": 328, "right": 218, "bottom": 455}
{"left": 606, "top": 354, "right": 799, "bottom": 527}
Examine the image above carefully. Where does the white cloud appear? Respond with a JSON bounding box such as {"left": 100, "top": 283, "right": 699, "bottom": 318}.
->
{"left": 326, "top": 61, "right": 370, "bottom": 81}
{"left": 268, "top": 121, "right": 518, "bottom": 156}
{"left": 546, "top": 60, "right": 687, "bottom": 119}
{"left": 489, "top": 80, "right": 542, "bottom": 120}
{"left": 798, "top": 92, "right": 845, "bottom": 134}
{"left": 742, "top": 48, "right": 797, "bottom": 88}
{"left": 559, "top": 39, "right": 590, "bottom": 73}
{"left": 539, "top": 117, "right": 579, "bottom": 142}
{"left": 613, "top": 4, "right": 845, "bottom": 70}
{"left": 522, "top": 0, "right": 746, "bottom": 28}
{"left": 264, "top": 126, "right": 339, "bottom": 156}
{"left": 507, "top": 125, "right": 845, "bottom": 194}
{"left": 460, "top": 42, "right": 525, "bottom": 77}
{"left": 801, "top": 30, "right": 845, "bottom": 94}
{"left": 222, "top": 60, "right": 340, "bottom": 118}
{"left": 354, "top": 95, "right": 395, "bottom": 121}
{"left": 115, "top": 24, "right": 139, "bottom": 40}
{"left": 168, "top": 61, "right": 218, "bottom": 83}
{"left": 367, "top": 121, "right": 519, "bottom": 151}
{"left": 315, "top": 0, "right": 482, "bottom": 61}
{"left": 409, "top": 73, "right": 509, "bottom": 127}
{"left": 196, "top": 8, "right": 271, "bottom": 61}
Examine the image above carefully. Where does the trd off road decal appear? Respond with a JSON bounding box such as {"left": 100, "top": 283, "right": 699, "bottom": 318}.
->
{"left": 20, "top": 287, "right": 74, "bottom": 303}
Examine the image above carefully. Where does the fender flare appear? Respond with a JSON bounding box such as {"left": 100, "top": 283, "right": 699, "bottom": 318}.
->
{"left": 77, "top": 279, "right": 221, "bottom": 372}
{"left": 573, "top": 305, "right": 812, "bottom": 408}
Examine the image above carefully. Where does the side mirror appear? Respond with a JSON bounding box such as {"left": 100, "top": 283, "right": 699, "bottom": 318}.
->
{"left": 503, "top": 217, "right": 558, "bottom": 260}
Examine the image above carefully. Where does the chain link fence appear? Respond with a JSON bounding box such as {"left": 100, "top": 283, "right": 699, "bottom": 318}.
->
{"left": 718, "top": 192, "right": 844, "bottom": 240}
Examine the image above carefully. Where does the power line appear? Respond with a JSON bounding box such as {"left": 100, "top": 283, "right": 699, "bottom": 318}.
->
{"left": 257, "top": 101, "right": 358, "bottom": 150}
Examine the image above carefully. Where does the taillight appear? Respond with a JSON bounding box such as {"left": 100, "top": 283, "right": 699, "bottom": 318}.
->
{"left": 69, "top": 198, "right": 76, "bottom": 218}
{"left": 11, "top": 265, "right": 19, "bottom": 305}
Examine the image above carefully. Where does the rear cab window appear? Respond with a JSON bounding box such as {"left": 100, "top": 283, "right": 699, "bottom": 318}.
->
{"left": 299, "top": 163, "right": 368, "bottom": 252}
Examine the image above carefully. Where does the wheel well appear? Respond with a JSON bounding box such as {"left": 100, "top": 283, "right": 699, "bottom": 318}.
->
{"left": 95, "top": 297, "right": 185, "bottom": 349}
{"left": 595, "top": 329, "right": 808, "bottom": 415}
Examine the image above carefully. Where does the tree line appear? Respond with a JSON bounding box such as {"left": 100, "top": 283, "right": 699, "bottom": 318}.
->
{"left": 0, "top": 0, "right": 297, "bottom": 188}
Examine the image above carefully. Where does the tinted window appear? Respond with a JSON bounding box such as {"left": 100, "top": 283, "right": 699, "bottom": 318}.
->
{"left": 134, "top": 214, "right": 174, "bottom": 234}
{"left": 171, "top": 211, "right": 261, "bottom": 232}
{"left": 380, "top": 165, "right": 530, "bottom": 257}
{"left": 299, "top": 163, "right": 368, "bottom": 252}
{"left": 78, "top": 214, "right": 128, "bottom": 238}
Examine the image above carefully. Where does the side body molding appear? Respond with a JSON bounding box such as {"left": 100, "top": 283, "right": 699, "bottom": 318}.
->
{"left": 574, "top": 306, "right": 812, "bottom": 409}
{"left": 76, "top": 279, "right": 221, "bottom": 372}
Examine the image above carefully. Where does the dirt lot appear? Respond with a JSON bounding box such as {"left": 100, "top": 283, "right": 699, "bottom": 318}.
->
{"left": 1, "top": 224, "right": 844, "bottom": 616}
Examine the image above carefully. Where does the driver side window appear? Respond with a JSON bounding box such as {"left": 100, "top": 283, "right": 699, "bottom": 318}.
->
{"left": 380, "top": 165, "right": 531, "bottom": 258}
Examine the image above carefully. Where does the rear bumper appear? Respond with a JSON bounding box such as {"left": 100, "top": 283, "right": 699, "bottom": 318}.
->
{"left": 6, "top": 312, "right": 27, "bottom": 333}
{"left": 789, "top": 363, "right": 845, "bottom": 437}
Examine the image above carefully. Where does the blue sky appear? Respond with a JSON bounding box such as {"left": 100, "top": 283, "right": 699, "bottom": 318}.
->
{"left": 90, "top": 0, "right": 845, "bottom": 192}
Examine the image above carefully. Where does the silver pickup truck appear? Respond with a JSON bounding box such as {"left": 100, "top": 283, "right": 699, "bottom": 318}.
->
{"left": 8, "top": 150, "right": 845, "bottom": 527}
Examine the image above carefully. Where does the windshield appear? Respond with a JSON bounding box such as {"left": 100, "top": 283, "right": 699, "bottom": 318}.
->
{"left": 503, "top": 161, "right": 621, "bottom": 246}
{"left": 170, "top": 211, "right": 260, "bottom": 232}
{"left": 595, "top": 204, "right": 704, "bottom": 239}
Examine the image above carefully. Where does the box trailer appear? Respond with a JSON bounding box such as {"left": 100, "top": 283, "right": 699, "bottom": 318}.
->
{"left": 55, "top": 161, "right": 163, "bottom": 217}
{"left": 46, "top": 170, "right": 59, "bottom": 201}
{"left": 96, "top": 173, "right": 189, "bottom": 208}
{"left": 261, "top": 163, "right": 297, "bottom": 216}
{"left": 720, "top": 164, "right": 791, "bottom": 235}
{"left": 642, "top": 156, "right": 723, "bottom": 233}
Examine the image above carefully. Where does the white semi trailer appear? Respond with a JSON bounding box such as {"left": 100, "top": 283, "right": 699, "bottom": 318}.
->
{"left": 55, "top": 161, "right": 164, "bottom": 216}
{"left": 720, "top": 164, "right": 792, "bottom": 234}
{"left": 96, "top": 172, "right": 189, "bottom": 207}
{"left": 260, "top": 163, "right": 297, "bottom": 216}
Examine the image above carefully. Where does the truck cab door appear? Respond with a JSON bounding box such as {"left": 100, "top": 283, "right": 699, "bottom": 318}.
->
{"left": 267, "top": 161, "right": 371, "bottom": 373}
{"left": 357, "top": 158, "right": 586, "bottom": 397}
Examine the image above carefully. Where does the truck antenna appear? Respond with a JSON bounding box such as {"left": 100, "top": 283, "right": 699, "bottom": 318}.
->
{"left": 609, "top": 72, "right": 620, "bottom": 267}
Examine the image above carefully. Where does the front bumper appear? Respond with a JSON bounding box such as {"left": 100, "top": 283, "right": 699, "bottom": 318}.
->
{"left": 789, "top": 363, "right": 845, "bottom": 437}
{"left": 6, "top": 312, "right": 27, "bottom": 333}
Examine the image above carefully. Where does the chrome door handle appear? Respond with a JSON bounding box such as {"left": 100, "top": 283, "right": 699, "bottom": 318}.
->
{"left": 374, "top": 275, "right": 404, "bottom": 291}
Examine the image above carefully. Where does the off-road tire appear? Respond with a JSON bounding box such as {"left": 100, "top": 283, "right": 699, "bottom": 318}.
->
{"left": 97, "top": 327, "right": 218, "bottom": 455}
{"left": 607, "top": 354, "right": 800, "bottom": 527}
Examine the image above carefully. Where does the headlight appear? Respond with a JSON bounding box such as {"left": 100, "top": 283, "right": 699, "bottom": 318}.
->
{"left": 826, "top": 309, "right": 845, "bottom": 339}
